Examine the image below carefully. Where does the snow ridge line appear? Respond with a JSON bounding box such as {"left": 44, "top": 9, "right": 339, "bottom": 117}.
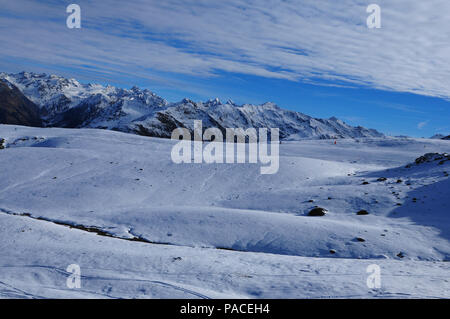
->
{"left": 0, "top": 208, "right": 246, "bottom": 254}
{"left": 0, "top": 208, "right": 175, "bottom": 247}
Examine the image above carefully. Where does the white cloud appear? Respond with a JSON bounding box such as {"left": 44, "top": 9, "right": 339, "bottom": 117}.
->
{"left": 417, "top": 121, "right": 429, "bottom": 129}
{"left": 1, "top": 0, "right": 450, "bottom": 99}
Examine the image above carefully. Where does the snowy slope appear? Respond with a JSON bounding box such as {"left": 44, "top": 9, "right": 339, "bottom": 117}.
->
{"left": 0, "top": 72, "right": 384, "bottom": 140}
{"left": 0, "top": 125, "right": 449, "bottom": 298}
{"left": 1, "top": 212, "right": 448, "bottom": 299}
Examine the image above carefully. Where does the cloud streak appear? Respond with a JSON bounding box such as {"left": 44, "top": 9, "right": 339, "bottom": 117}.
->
{"left": 1, "top": 0, "right": 450, "bottom": 99}
{"left": 417, "top": 121, "right": 429, "bottom": 129}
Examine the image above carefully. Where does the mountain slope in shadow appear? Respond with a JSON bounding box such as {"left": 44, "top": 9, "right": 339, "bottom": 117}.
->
{"left": 0, "top": 80, "right": 42, "bottom": 127}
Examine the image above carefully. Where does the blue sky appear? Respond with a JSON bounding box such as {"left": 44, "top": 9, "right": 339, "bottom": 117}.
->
{"left": 0, "top": 0, "right": 449, "bottom": 137}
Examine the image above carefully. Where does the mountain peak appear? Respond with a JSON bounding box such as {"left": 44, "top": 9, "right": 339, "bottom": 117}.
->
{"left": 204, "top": 98, "right": 221, "bottom": 107}
{"left": 430, "top": 134, "right": 447, "bottom": 139}
{"left": 0, "top": 71, "right": 385, "bottom": 140}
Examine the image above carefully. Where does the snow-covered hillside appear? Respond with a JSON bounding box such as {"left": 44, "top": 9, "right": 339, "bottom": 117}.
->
{"left": 0, "top": 72, "right": 384, "bottom": 140}
{"left": 0, "top": 125, "right": 448, "bottom": 298}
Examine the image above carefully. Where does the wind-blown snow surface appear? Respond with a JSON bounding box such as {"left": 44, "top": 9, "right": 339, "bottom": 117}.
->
{"left": 0, "top": 125, "right": 449, "bottom": 298}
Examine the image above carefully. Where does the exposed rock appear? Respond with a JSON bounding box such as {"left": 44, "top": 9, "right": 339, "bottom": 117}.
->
{"left": 414, "top": 153, "right": 450, "bottom": 165}
{"left": 356, "top": 210, "right": 369, "bottom": 215}
{"left": 0, "top": 80, "right": 42, "bottom": 127}
{"left": 308, "top": 207, "right": 327, "bottom": 216}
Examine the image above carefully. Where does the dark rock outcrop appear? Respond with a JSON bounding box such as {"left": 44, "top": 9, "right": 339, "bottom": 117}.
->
{"left": 0, "top": 80, "right": 42, "bottom": 127}
{"left": 413, "top": 153, "right": 450, "bottom": 166}
{"left": 308, "top": 207, "right": 327, "bottom": 216}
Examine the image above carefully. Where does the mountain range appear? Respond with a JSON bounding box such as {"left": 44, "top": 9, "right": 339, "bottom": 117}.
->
{"left": 431, "top": 134, "right": 450, "bottom": 140}
{"left": 0, "top": 71, "right": 385, "bottom": 140}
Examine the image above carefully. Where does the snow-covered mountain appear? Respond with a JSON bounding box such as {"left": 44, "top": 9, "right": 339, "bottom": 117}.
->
{"left": 0, "top": 72, "right": 167, "bottom": 130}
{"left": 0, "top": 72, "right": 384, "bottom": 140}
{"left": 430, "top": 134, "right": 450, "bottom": 140}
